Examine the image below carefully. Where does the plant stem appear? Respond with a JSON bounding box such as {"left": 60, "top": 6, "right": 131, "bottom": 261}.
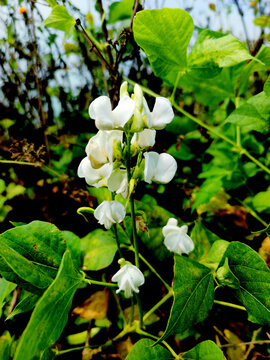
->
{"left": 83, "top": 278, "right": 118, "bottom": 288}
{"left": 124, "top": 78, "right": 270, "bottom": 175}
{"left": 136, "top": 328, "right": 179, "bottom": 358}
{"left": 113, "top": 224, "right": 123, "bottom": 258}
{"left": 143, "top": 289, "right": 173, "bottom": 322}
{"left": 129, "top": 295, "right": 135, "bottom": 325}
{"left": 134, "top": 292, "right": 143, "bottom": 328}
{"left": 137, "top": 251, "right": 171, "bottom": 291}
{"left": 130, "top": 196, "right": 140, "bottom": 268}
{"left": 214, "top": 300, "right": 246, "bottom": 311}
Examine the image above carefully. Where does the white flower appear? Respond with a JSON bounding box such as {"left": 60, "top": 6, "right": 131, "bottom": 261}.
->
{"left": 78, "top": 157, "right": 112, "bottom": 188}
{"left": 107, "top": 169, "right": 128, "bottom": 198}
{"left": 85, "top": 130, "right": 123, "bottom": 169}
{"left": 163, "top": 219, "right": 194, "bottom": 255}
{"left": 144, "top": 151, "right": 177, "bottom": 184}
{"left": 94, "top": 200, "right": 126, "bottom": 229}
{"left": 143, "top": 97, "right": 174, "bottom": 130}
{"left": 89, "top": 95, "right": 135, "bottom": 130}
{"left": 131, "top": 129, "right": 156, "bottom": 148}
{"left": 112, "top": 264, "right": 145, "bottom": 298}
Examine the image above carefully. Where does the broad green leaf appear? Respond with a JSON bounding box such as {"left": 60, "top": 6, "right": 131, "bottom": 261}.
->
{"left": 6, "top": 291, "right": 39, "bottom": 320}
{"left": 251, "top": 188, "right": 270, "bottom": 212}
{"left": 187, "top": 29, "right": 254, "bottom": 78}
{"left": 182, "top": 340, "right": 225, "bottom": 360}
{"left": 204, "top": 240, "right": 229, "bottom": 270}
{"left": 0, "top": 278, "right": 16, "bottom": 317}
{"left": 108, "top": 0, "right": 133, "bottom": 24}
{"left": 133, "top": 9, "right": 194, "bottom": 80}
{"left": 0, "top": 331, "right": 12, "bottom": 360}
{"left": 226, "top": 92, "right": 270, "bottom": 134}
{"left": 254, "top": 16, "right": 270, "bottom": 28}
{"left": 126, "top": 339, "right": 171, "bottom": 360}
{"left": 264, "top": 75, "right": 270, "bottom": 96}
{"left": 0, "top": 221, "right": 66, "bottom": 292}
{"left": 62, "top": 230, "right": 81, "bottom": 268}
{"left": 216, "top": 258, "right": 240, "bottom": 289}
{"left": 159, "top": 256, "right": 214, "bottom": 341}
{"left": 218, "top": 242, "right": 270, "bottom": 325}
{"left": 43, "top": 5, "right": 75, "bottom": 38}
{"left": 45, "top": 0, "right": 58, "bottom": 7}
{"left": 167, "top": 142, "right": 195, "bottom": 161}
{"left": 14, "top": 251, "right": 83, "bottom": 360}
{"left": 81, "top": 229, "right": 117, "bottom": 271}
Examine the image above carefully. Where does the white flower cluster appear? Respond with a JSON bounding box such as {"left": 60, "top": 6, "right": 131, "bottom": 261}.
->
{"left": 77, "top": 82, "right": 178, "bottom": 297}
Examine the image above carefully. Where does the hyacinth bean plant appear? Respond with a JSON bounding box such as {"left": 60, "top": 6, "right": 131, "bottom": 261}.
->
{"left": 0, "top": 2, "right": 270, "bottom": 360}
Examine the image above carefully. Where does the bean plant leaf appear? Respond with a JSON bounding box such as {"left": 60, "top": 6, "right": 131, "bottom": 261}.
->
{"left": 81, "top": 229, "right": 117, "bottom": 271}
{"left": 14, "top": 251, "right": 83, "bottom": 360}
{"left": 254, "top": 16, "right": 270, "bottom": 28}
{"left": 6, "top": 291, "right": 39, "bottom": 320}
{"left": 108, "top": 0, "right": 133, "bottom": 24}
{"left": 62, "top": 230, "right": 81, "bottom": 268}
{"left": 187, "top": 29, "right": 254, "bottom": 78}
{"left": 226, "top": 91, "right": 270, "bottom": 133}
{"left": 43, "top": 5, "right": 75, "bottom": 38}
{"left": 251, "top": 188, "right": 270, "bottom": 213}
{"left": 218, "top": 242, "right": 270, "bottom": 325}
{"left": 126, "top": 339, "right": 171, "bottom": 360}
{"left": 158, "top": 255, "right": 214, "bottom": 342}
{"left": 0, "top": 278, "right": 16, "bottom": 317}
{"left": 0, "top": 221, "right": 66, "bottom": 292}
{"left": 182, "top": 340, "right": 225, "bottom": 360}
{"left": 133, "top": 8, "right": 194, "bottom": 80}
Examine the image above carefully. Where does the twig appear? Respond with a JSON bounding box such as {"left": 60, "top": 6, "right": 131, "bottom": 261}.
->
{"left": 130, "top": 0, "right": 141, "bottom": 30}
{"left": 220, "top": 339, "right": 270, "bottom": 348}
{"left": 96, "top": 0, "right": 114, "bottom": 65}
{"left": 233, "top": 0, "right": 251, "bottom": 52}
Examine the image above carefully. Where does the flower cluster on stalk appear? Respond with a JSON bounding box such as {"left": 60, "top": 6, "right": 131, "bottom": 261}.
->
{"left": 78, "top": 82, "right": 178, "bottom": 297}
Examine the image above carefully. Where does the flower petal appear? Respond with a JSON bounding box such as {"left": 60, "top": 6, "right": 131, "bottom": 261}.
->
{"left": 89, "top": 96, "right": 114, "bottom": 130}
{"left": 151, "top": 97, "right": 174, "bottom": 130}
{"left": 154, "top": 153, "right": 177, "bottom": 184}
{"left": 112, "top": 96, "right": 135, "bottom": 128}
{"left": 136, "top": 129, "right": 156, "bottom": 148}
{"left": 162, "top": 218, "right": 179, "bottom": 236}
{"left": 143, "top": 151, "right": 159, "bottom": 184}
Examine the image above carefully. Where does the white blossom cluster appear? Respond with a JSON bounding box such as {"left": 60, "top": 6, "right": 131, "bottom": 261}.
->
{"left": 77, "top": 82, "right": 189, "bottom": 297}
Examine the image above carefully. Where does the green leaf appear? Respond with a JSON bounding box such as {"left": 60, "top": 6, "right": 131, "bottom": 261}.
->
{"left": 226, "top": 92, "right": 270, "bottom": 134}
{"left": 167, "top": 142, "right": 195, "bottom": 161}
{"left": 62, "top": 231, "right": 81, "bottom": 268}
{"left": 254, "top": 16, "right": 270, "bottom": 28}
{"left": 159, "top": 256, "right": 214, "bottom": 341}
{"left": 6, "top": 291, "right": 39, "bottom": 320}
{"left": 0, "top": 331, "right": 12, "bottom": 360}
{"left": 14, "top": 251, "right": 83, "bottom": 360}
{"left": 204, "top": 240, "right": 230, "bottom": 270}
{"left": 0, "top": 278, "right": 16, "bottom": 317}
{"left": 45, "top": 0, "right": 58, "bottom": 7}
{"left": 43, "top": 5, "right": 75, "bottom": 38}
{"left": 126, "top": 339, "right": 171, "bottom": 360}
{"left": 264, "top": 75, "right": 270, "bottom": 96}
{"left": 182, "top": 340, "right": 225, "bottom": 360}
{"left": 108, "top": 0, "right": 133, "bottom": 24}
{"left": 133, "top": 8, "right": 194, "bottom": 80}
{"left": 192, "top": 178, "right": 223, "bottom": 210}
{"left": 216, "top": 258, "right": 240, "bottom": 289}
{"left": 0, "top": 221, "right": 66, "bottom": 292}
{"left": 187, "top": 29, "right": 254, "bottom": 78}
{"left": 251, "top": 188, "right": 270, "bottom": 212}
{"left": 81, "top": 229, "right": 117, "bottom": 271}
{"left": 218, "top": 242, "right": 270, "bottom": 325}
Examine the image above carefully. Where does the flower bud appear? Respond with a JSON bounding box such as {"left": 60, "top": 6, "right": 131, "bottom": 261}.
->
{"left": 163, "top": 219, "right": 194, "bottom": 255}
{"left": 120, "top": 81, "right": 128, "bottom": 99}
{"left": 112, "top": 264, "right": 145, "bottom": 298}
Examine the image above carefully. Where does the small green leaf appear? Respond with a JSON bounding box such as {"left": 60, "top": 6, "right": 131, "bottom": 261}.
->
{"left": 108, "top": 0, "right": 133, "bottom": 24}
{"left": 6, "top": 291, "right": 39, "bottom": 320}
{"left": 182, "top": 340, "right": 225, "bottom": 360}
{"left": 45, "top": 0, "right": 58, "bottom": 7}
{"left": 133, "top": 8, "right": 194, "bottom": 81}
{"left": 216, "top": 258, "right": 240, "bottom": 289}
{"left": 218, "top": 242, "right": 270, "bottom": 325}
{"left": 254, "top": 16, "right": 270, "bottom": 28}
{"left": 205, "top": 240, "right": 230, "bottom": 270}
{"left": 167, "top": 142, "right": 195, "bottom": 161}
{"left": 126, "top": 339, "right": 171, "bottom": 360}
{"left": 14, "top": 251, "right": 83, "bottom": 360}
{"left": 0, "top": 279, "right": 16, "bottom": 317}
{"left": 158, "top": 256, "right": 214, "bottom": 341}
{"left": 226, "top": 92, "right": 270, "bottom": 134}
{"left": 192, "top": 178, "right": 223, "bottom": 210}
{"left": 43, "top": 5, "right": 75, "bottom": 38}
{"left": 62, "top": 230, "right": 81, "bottom": 268}
{"left": 251, "top": 188, "right": 270, "bottom": 212}
{"left": 187, "top": 29, "right": 254, "bottom": 78}
{"left": 82, "top": 229, "right": 117, "bottom": 271}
